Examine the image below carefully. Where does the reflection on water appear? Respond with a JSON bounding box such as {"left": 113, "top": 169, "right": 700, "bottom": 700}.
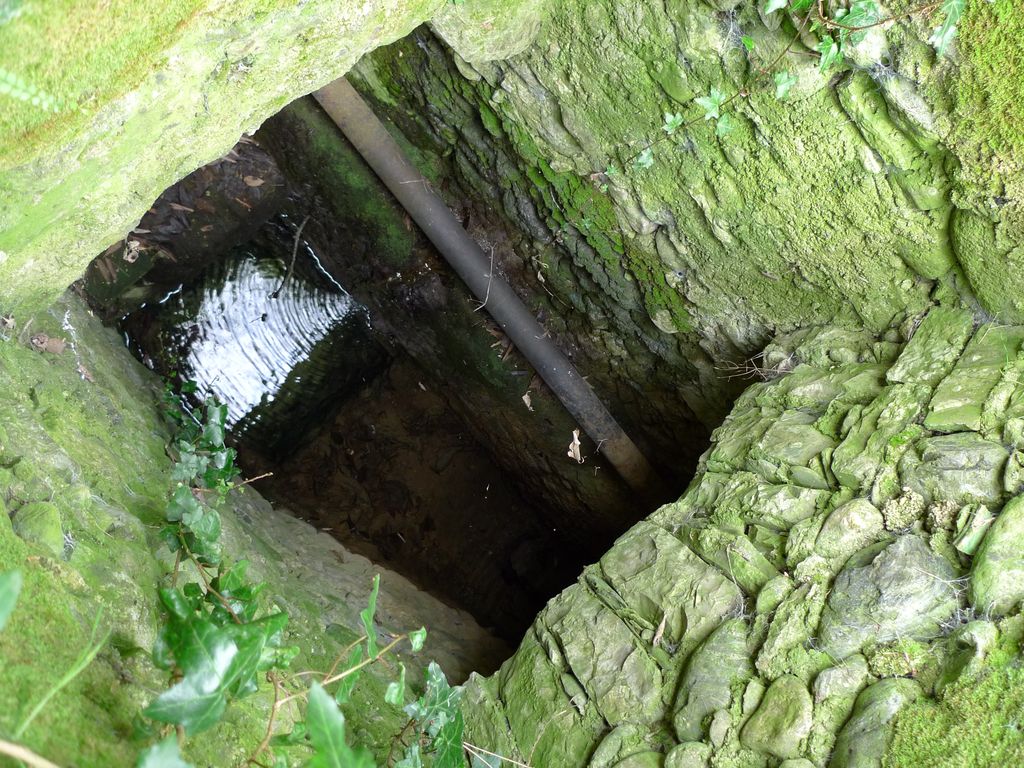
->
{"left": 178, "top": 255, "right": 361, "bottom": 427}
{"left": 126, "top": 218, "right": 387, "bottom": 453}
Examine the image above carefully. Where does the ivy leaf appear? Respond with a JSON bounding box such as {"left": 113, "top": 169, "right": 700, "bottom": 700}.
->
{"left": 166, "top": 485, "right": 203, "bottom": 524}
{"left": 716, "top": 113, "right": 736, "bottom": 137}
{"left": 136, "top": 737, "right": 194, "bottom": 768}
{"left": 841, "top": 0, "right": 881, "bottom": 45}
{"left": 305, "top": 682, "right": 375, "bottom": 768}
{"left": 409, "top": 627, "right": 427, "bottom": 653}
{"left": 929, "top": 0, "right": 965, "bottom": 57}
{"left": 695, "top": 87, "right": 726, "bottom": 120}
{"left": 633, "top": 147, "right": 655, "bottom": 171}
{"left": 791, "top": 0, "right": 814, "bottom": 10}
{"left": 333, "top": 645, "right": 364, "bottom": 706}
{"left": 360, "top": 574, "right": 380, "bottom": 659}
{"left": 404, "top": 662, "right": 464, "bottom": 766}
{"left": 146, "top": 592, "right": 288, "bottom": 734}
{"left": 817, "top": 36, "right": 843, "bottom": 72}
{"left": 764, "top": 0, "right": 788, "bottom": 13}
{"left": 662, "top": 111, "right": 684, "bottom": 135}
{"left": 0, "top": 570, "right": 22, "bottom": 633}
{"left": 395, "top": 744, "right": 423, "bottom": 768}
{"left": 774, "top": 71, "right": 798, "bottom": 100}
{"left": 741, "top": 35, "right": 755, "bottom": 53}
{"left": 201, "top": 402, "right": 227, "bottom": 448}
{"left": 385, "top": 662, "right": 406, "bottom": 706}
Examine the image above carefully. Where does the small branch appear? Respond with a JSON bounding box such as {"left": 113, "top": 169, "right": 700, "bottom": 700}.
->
{"left": 386, "top": 718, "right": 416, "bottom": 767}
{"left": 464, "top": 742, "right": 534, "bottom": 768}
{"left": 271, "top": 215, "right": 311, "bottom": 299}
{"left": 193, "top": 472, "right": 273, "bottom": 496}
{"left": 817, "top": 0, "right": 943, "bottom": 34}
{"left": 275, "top": 634, "right": 407, "bottom": 708}
{"left": 178, "top": 535, "right": 243, "bottom": 625}
{"left": 0, "top": 740, "right": 62, "bottom": 768}
{"left": 246, "top": 672, "right": 285, "bottom": 766}
{"left": 474, "top": 246, "right": 496, "bottom": 312}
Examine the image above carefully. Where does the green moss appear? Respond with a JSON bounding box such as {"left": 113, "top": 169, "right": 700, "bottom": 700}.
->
{"left": 0, "top": 0, "right": 446, "bottom": 317}
{"left": 884, "top": 641, "right": 1024, "bottom": 766}
{"left": 954, "top": 0, "right": 1024, "bottom": 161}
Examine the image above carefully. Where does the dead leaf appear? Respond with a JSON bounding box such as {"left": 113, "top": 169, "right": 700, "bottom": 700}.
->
{"left": 1, "top": 314, "right": 14, "bottom": 332}
{"left": 243, "top": 175, "right": 265, "bottom": 187}
{"left": 30, "top": 334, "right": 67, "bottom": 355}
{"left": 123, "top": 240, "right": 141, "bottom": 264}
{"left": 169, "top": 202, "right": 194, "bottom": 212}
{"left": 567, "top": 429, "right": 584, "bottom": 464}
{"left": 522, "top": 392, "right": 534, "bottom": 412}
{"left": 76, "top": 363, "right": 95, "bottom": 383}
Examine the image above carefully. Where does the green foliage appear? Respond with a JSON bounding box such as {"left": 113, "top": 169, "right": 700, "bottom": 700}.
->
{"left": 695, "top": 87, "right": 726, "bottom": 121}
{"left": 662, "top": 111, "right": 684, "bottom": 135}
{"left": 0, "top": 569, "right": 21, "bottom": 632}
{"left": 405, "top": 662, "right": 465, "bottom": 768}
{"left": 774, "top": 71, "right": 798, "bottom": 100}
{"left": 633, "top": 147, "right": 654, "bottom": 171}
{"left": 764, "top": 0, "right": 788, "bottom": 13}
{"left": 136, "top": 737, "right": 195, "bottom": 768}
{"left": 741, "top": 35, "right": 755, "bottom": 52}
{"left": 136, "top": 387, "right": 469, "bottom": 766}
{"left": 145, "top": 588, "right": 290, "bottom": 734}
{"left": 305, "top": 683, "right": 375, "bottom": 768}
{"left": 930, "top": 0, "right": 966, "bottom": 56}
{"left": 715, "top": 113, "right": 736, "bottom": 137}
{"left": 360, "top": 573, "right": 380, "bottom": 659}
{"left": 816, "top": 36, "right": 843, "bottom": 72}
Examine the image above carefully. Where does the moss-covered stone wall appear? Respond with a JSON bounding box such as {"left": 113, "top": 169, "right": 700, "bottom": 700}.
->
{"left": 462, "top": 303, "right": 1024, "bottom": 767}
{"left": 349, "top": 0, "right": 1024, "bottom": 440}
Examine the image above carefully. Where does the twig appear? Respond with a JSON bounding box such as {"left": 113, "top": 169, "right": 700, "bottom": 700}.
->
{"left": 193, "top": 472, "right": 274, "bottom": 496}
{"left": 474, "top": 246, "right": 496, "bottom": 312}
{"left": 464, "top": 742, "right": 534, "bottom": 768}
{"left": 271, "top": 215, "right": 311, "bottom": 299}
{"left": 275, "top": 635, "right": 407, "bottom": 708}
{"left": 178, "top": 535, "right": 243, "bottom": 625}
{"left": 0, "top": 739, "right": 62, "bottom": 768}
{"left": 817, "top": 0, "right": 943, "bottom": 34}
{"left": 246, "top": 671, "right": 285, "bottom": 766}
{"left": 386, "top": 718, "right": 417, "bottom": 767}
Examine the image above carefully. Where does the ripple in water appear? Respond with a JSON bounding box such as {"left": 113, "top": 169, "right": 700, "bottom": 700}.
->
{"left": 132, "top": 222, "right": 386, "bottom": 453}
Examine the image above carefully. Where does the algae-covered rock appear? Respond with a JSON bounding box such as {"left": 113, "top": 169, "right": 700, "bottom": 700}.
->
{"left": 543, "top": 586, "right": 665, "bottom": 726}
{"left": 969, "top": 495, "right": 1024, "bottom": 616}
{"left": 596, "top": 522, "right": 741, "bottom": 654}
{"left": 756, "top": 582, "right": 828, "bottom": 681}
{"left": 673, "top": 619, "right": 752, "bottom": 742}
{"left": 664, "top": 742, "right": 711, "bottom": 768}
{"left": 11, "top": 501, "right": 64, "bottom": 557}
{"left": 808, "top": 655, "right": 870, "bottom": 765}
{"left": 828, "top": 678, "right": 922, "bottom": 768}
{"left": 924, "top": 325, "right": 1024, "bottom": 433}
{"left": 899, "top": 433, "right": 1008, "bottom": 506}
{"left": 886, "top": 307, "right": 975, "bottom": 387}
{"left": 740, "top": 675, "right": 813, "bottom": 760}
{"left": 816, "top": 499, "right": 885, "bottom": 564}
{"left": 818, "top": 536, "right": 959, "bottom": 659}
